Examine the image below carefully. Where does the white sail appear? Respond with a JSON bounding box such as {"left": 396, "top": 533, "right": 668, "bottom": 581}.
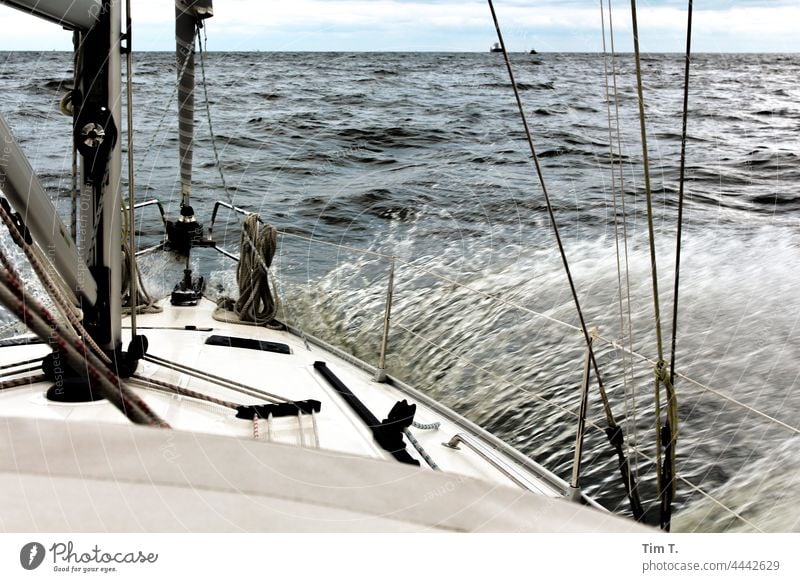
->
{"left": 0, "top": 114, "right": 98, "bottom": 306}
{"left": 0, "top": 0, "right": 101, "bottom": 31}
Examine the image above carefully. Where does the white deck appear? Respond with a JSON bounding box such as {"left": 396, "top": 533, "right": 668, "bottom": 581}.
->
{"left": 0, "top": 298, "right": 649, "bottom": 532}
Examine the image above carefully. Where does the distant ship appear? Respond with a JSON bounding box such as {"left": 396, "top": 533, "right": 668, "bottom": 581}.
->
{"left": 490, "top": 42, "right": 503, "bottom": 53}
{"left": 530, "top": 48, "right": 538, "bottom": 54}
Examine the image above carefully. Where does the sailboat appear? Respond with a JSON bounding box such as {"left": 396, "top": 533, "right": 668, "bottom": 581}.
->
{"left": 0, "top": 0, "right": 650, "bottom": 532}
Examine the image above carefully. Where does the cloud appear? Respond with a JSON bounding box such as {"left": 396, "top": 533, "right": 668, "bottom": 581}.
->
{"left": 0, "top": 0, "right": 797, "bottom": 51}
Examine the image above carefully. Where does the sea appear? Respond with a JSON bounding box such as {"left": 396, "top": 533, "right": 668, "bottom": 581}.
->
{"left": 1, "top": 50, "right": 799, "bottom": 532}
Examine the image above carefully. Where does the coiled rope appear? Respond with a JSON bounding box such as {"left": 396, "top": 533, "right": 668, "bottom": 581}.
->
{"left": 217, "top": 214, "right": 280, "bottom": 326}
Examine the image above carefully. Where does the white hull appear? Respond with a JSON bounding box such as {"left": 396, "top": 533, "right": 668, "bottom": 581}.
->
{"left": 0, "top": 298, "right": 646, "bottom": 532}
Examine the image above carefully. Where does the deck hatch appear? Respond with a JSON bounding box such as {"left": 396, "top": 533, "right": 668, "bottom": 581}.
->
{"left": 204, "top": 334, "right": 291, "bottom": 354}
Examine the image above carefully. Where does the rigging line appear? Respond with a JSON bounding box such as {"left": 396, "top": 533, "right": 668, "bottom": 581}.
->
{"left": 606, "top": 0, "right": 640, "bottom": 485}
{"left": 0, "top": 199, "right": 110, "bottom": 366}
{"left": 70, "top": 31, "right": 80, "bottom": 242}
{"left": 593, "top": 335, "right": 800, "bottom": 436}
{"left": 125, "top": 0, "right": 138, "bottom": 337}
{"left": 133, "top": 29, "right": 196, "bottom": 177}
{"left": 130, "top": 374, "right": 239, "bottom": 410}
{"left": 143, "top": 353, "right": 288, "bottom": 404}
{"left": 486, "top": 0, "right": 615, "bottom": 427}
{"left": 629, "top": 0, "right": 666, "bottom": 363}
{"left": 0, "top": 374, "right": 46, "bottom": 391}
{"left": 395, "top": 319, "right": 764, "bottom": 530}
{"left": 659, "top": 0, "right": 694, "bottom": 534}
{"left": 0, "top": 266, "right": 165, "bottom": 427}
{"left": 197, "top": 24, "right": 235, "bottom": 214}
{"left": 600, "top": 0, "right": 637, "bottom": 492}
{"left": 629, "top": 0, "right": 668, "bottom": 516}
{"left": 669, "top": 0, "right": 693, "bottom": 388}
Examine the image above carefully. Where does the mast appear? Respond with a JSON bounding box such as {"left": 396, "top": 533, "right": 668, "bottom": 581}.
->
{"left": 73, "top": 0, "right": 123, "bottom": 350}
{"left": 176, "top": 3, "right": 197, "bottom": 209}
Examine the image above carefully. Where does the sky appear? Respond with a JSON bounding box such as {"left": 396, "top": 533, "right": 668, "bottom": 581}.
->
{"left": 0, "top": 1, "right": 797, "bottom": 52}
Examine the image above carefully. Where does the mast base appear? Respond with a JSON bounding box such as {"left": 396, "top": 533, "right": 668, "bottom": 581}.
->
{"left": 166, "top": 204, "right": 204, "bottom": 255}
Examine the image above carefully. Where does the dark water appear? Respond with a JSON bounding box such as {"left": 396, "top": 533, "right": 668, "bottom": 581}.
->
{"left": 2, "top": 51, "right": 800, "bottom": 532}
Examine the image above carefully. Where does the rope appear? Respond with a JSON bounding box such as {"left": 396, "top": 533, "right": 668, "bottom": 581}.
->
{"left": 143, "top": 353, "right": 288, "bottom": 403}
{"left": 403, "top": 428, "right": 440, "bottom": 470}
{"left": 487, "top": 0, "right": 642, "bottom": 518}
{"left": 197, "top": 24, "right": 235, "bottom": 206}
{"left": 134, "top": 28, "right": 196, "bottom": 178}
{"left": 0, "top": 373, "right": 46, "bottom": 391}
{"left": 601, "top": 0, "right": 641, "bottom": 492}
{"left": 630, "top": 0, "right": 682, "bottom": 531}
{"left": 217, "top": 214, "right": 280, "bottom": 326}
{"left": 412, "top": 420, "right": 441, "bottom": 430}
{"left": 0, "top": 255, "right": 166, "bottom": 427}
{"left": 130, "top": 373, "right": 239, "bottom": 410}
{"left": 669, "top": 2, "right": 693, "bottom": 400}
{"left": 661, "top": 0, "right": 694, "bottom": 532}
{"left": 0, "top": 200, "right": 110, "bottom": 365}
{"left": 124, "top": 0, "right": 139, "bottom": 336}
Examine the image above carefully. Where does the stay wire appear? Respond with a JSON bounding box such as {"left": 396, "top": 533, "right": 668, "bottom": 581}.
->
{"left": 486, "top": 1, "right": 613, "bottom": 426}
{"left": 600, "top": 0, "right": 641, "bottom": 513}
{"left": 606, "top": 0, "right": 640, "bottom": 486}
{"left": 661, "top": 0, "right": 693, "bottom": 533}
{"left": 125, "top": 0, "right": 138, "bottom": 336}
{"left": 669, "top": 1, "right": 693, "bottom": 388}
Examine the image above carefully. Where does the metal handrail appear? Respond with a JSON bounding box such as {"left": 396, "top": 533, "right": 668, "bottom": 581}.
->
{"left": 128, "top": 199, "right": 168, "bottom": 256}
{"left": 133, "top": 198, "right": 167, "bottom": 225}
{"left": 441, "top": 432, "right": 604, "bottom": 506}
{"left": 208, "top": 200, "right": 261, "bottom": 242}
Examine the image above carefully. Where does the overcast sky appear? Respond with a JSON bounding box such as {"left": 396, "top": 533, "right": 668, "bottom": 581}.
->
{"left": 0, "top": 1, "right": 797, "bottom": 52}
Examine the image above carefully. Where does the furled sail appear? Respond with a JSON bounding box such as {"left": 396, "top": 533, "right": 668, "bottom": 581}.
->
{"left": 176, "top": 0, "right": 214, "bottom": 207}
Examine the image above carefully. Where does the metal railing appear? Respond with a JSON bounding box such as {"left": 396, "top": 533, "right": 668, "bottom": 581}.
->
{"left": 129, "top": 199, "right": 168, "bottom": 257}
